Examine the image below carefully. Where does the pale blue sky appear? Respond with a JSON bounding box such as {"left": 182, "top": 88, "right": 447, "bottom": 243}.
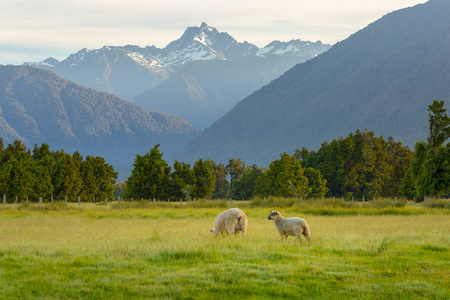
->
{"left": 0, "top": 0, "right": 426, "bottom": 65}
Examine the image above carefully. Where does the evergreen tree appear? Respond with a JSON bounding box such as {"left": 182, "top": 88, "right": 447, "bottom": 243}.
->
{"left": 303, "top": 167, "right": 328, "bottom": 198}
{"left": 192, "top": 158, "right": 216, "bottom": 199}
{"left": 30, "top": 144, "right": 55, "bottom": 201}
{"left": 229, "top": 165, "right": 265, "bottom": 200}
{"left": 384, "top": 137, "right": 413, "bottom": 196}
{"left": 114, "top": 182, "right": 126, "bottom": 200}
{"left": 52, "top": 150, "right": 83, "bottom": 201}
{"left": 255, "top": 153, "right": 308, "bottom": 198}
{"left": 406, "top": 101, "right": 450, "bottom": 199}
{"left": 171, "top": 161, "right": 196, "bottom": 200}
{"left": 226, "top": 158, "right": 246, "bottom": 182}
{"left": 212, "top": 161, "right": 229, "bottom": 199}
{"left": 80, "top": 156, "right": 117, "bottom": 201}
{"left": 125, "top": 145, "right": 170, "bottom": 200}
{"left": 300, "top": 130, "right": 412, "bottom": 199}
{"left": 0, "top": 140, "right": 35, "bottom": 201}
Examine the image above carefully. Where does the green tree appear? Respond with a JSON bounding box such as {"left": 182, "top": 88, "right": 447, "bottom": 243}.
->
{"left": 192, "top": 158, "right": 216, "bottom": 199}
{"left": 229, "top": 165, "right": 265, "bottom": 200}
{"left": 125, "top": 145, "right": 171, "bottom": 200}
{"left": 255, "top": 153, "right": 308, "bottom": 198}
{"left": 301, "top": 130, "right": 412, "bottom": 199}
{"left": 383, "top": 137, "right": 413, "bottom": 197}
{"left": 114, "top": 182, "right": 126, "bottom": 200}
{"left": 0, "top": 140, "right": 36, "bottom": 201}
{"left": 171, "top": 161, "right": 196, "bottom": 200}
{"left": 52, "top": 150, "right": 83, "bottom": 201}
{"left": 406, "top": 101, "right": 450, "bottom": 199}
{"left": 80, "top": 156, "right": 117, "bottom": 201}
{"left": 226, "top": 158, "right": 246, "bottom": 182}
{"left": 212, "top": 161, "right": 229, "bottom": 199}
{"left": 427, "top": 100, "right": 450, "bottom": 151}
{"left": 303, "top": 167, "right": 328, "bottom": 198}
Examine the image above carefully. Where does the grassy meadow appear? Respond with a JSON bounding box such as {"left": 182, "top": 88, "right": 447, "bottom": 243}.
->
{"left": 0, "top": 199, "right": 449, "bottom": 299}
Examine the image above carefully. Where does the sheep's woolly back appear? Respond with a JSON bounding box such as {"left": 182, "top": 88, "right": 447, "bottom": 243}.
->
{"left": 211, "top": 208, "right": 248, "bottom": 236}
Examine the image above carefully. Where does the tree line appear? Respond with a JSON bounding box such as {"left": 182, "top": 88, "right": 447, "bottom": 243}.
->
{"left": 0, "top": 141, "right": 117, "bottom": 202}
{"left": 1, "top": 101, "right": 449, "bottom": 203}
{"left": 123, "top": 101, "right": 448, "bottom": 201}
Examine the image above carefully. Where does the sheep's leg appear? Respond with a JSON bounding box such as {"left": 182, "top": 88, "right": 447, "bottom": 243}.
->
{"left": 227, "top": 224, "right": 236, "bottom": 236}
{"left": 297, "top": 235, "right": 302, "bottom": 243}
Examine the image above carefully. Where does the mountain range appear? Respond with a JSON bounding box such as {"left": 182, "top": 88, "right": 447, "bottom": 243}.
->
{"left": 181, "top": 0, "right": 450, "bottom": 166}
{"left": 0, "top": 65, "right": 199, "bottom": 172}
{"left": 24, "top": 23, "right": 330, "bottom": 129}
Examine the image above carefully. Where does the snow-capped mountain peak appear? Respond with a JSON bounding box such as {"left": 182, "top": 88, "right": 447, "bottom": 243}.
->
{"left": 23, "top": 23, "right": 331, "bottom": 100}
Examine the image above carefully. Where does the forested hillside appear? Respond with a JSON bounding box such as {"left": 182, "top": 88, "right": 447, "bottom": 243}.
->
{"left": 181, "top": 0, "right": 450, "bottom": 166}
{"left": 2, "top": 100, "right": 448, "bottom": 202}
{"left": 0, "top": 65, "right": 199, "bottom": 170}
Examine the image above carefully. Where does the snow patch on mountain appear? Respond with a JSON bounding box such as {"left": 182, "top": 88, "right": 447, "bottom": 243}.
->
{"left": 256, "top": 46, "right": 274, "bottom": 56}
{"left": 274, "top": 44, "right": 300, "bottom": 55}
{"left": 128, "top": 52, "right": 161, "bottom": 69}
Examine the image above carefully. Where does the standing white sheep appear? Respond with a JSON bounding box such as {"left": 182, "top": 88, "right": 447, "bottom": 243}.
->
{"left": 268, "top": 211, "right": 310, "bottom": 243}
{"left": 210, "top": 208, "right": 248, "bottom": 237}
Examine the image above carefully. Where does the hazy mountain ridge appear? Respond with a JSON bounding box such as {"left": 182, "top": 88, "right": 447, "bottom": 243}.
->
{"left": 132, "top": 54, "right": 310, "bottom": 129}
{"left": 0, "top": 65, "right": 199, "bottom": 168}
{"left": 180, "top": 0, "right": 450, "bottom": 166}
{"left": 23, "top": 23, "right": 331, "bottom": 102}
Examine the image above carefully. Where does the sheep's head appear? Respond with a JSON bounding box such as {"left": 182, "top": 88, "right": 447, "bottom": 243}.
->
{"left": 268, "top": 211, "right": 279, "bottom": 220}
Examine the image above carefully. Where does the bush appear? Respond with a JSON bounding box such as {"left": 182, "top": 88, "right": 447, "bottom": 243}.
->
{"left": 17, "top": 201, "right": 72, "bottom": 211}
{"left": 423, "top": 199, "right": 450, "bottom": 209}
{"left": 110, "top": 200, "right": 173, "bottom": 209}
{"left": 249, "top": 197, "right": 358, "bottom": 209}
{"left": 186, "top": 199, "right": 229, "bottom": 208}
{"left": 365, "top": 198, "right": 408, "bottom": 208}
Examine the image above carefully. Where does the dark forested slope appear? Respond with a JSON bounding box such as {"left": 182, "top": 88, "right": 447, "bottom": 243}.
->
{"left": 0, "top": 65, "right": 199, "bottom": 168}
{"left": 182, "top": 0, "right": 450, "bottom": 166}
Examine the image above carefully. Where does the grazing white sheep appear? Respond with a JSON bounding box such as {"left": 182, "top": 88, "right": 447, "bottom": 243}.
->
{"left": 210, "top": 208, "right": 248, "bottom": 237}
{"left": 268, "top": 211, "right": 310, "bottom": 243}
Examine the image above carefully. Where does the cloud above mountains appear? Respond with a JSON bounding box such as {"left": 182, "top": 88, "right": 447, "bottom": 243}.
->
{"left": 1, "top": 0, "right": 426, "bottom": 65}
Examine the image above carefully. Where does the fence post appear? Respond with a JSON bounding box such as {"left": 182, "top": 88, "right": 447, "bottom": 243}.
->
{"left": 15, "top": 196, "right": 18, "bottom": 204}
{"left": 78, "top": 196, "right": 80, "bottom": 205}
{"left": 363, "top": 196, "right": 365, "bottom": 203}
{"left": 229, "top": 198, "right": 232, "bottom": 205}
{"left": 3, "top": 194, "right": 5, "bottom": 204}
{"left": 65, "top": 197, "right": 67, "bottom": 204}
{"left": 39, "top": 197, "right": 42, "bottom": 204}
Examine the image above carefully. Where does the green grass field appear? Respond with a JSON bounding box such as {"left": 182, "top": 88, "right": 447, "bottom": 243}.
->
{"left": 0, "top": 200, "right": 449, "bottom": 299}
